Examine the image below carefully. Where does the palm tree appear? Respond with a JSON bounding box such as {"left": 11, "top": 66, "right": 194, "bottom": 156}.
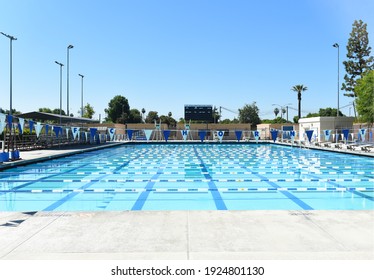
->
{"left": 274, "top": 107, "right": 279, "bottom": 117}
{"left": 281, "top": 107, "right": 286, "bottom": 118}
{"left": 291, "top": 84, "right": 308, "bottom": 119}
{"left": 141, "top": 108, "right": 146, "bottom": 122}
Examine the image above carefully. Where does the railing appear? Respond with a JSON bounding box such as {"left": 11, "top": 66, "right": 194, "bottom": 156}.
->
{"left": 2, "top": 130, "right": 98, "bottom": 152}
{"left": 297, "top": 128, "right": 374, "bottom": 144}
{"left": 114, "top": 128, "right": 374, "bottom": 144}
{"left": 1, "top": 127, "right": 373, "bottom": 153}
{"left": 114, "top": 129, "right": 259, "bottom": 142}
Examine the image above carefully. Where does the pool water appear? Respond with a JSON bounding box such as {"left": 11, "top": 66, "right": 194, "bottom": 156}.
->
{"left": 0, "top": 144, "right": 373, "bottom": 211}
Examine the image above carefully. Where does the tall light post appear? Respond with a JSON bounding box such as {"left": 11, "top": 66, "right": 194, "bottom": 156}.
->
{"left": 333, "top": 43, "right": 340, "bottom": 117}
{"left": 1, "top": 32, "right": 17, "bottom": 115}
{"left": 78, "top": 74, "right": 84, "bottom": 117}
{"left": 66, "top": 44, "right": 74, "bottom": 116}
{"left": 55, "top": 61, "right": 64, "bottom": 125}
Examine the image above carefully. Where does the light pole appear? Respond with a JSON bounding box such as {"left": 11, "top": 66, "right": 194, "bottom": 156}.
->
{"left": 333, "top": 43, "right": 339, "bottom": 117}
{"left": 1, "top": 32, "right": 17, "bottom": 115}
{"left": 66, "top": 44, "right": 74, "bottom": 116}
{"left": 55, "top": 61, "right": 64, "bottom": 125}
{"left": 78, "top": 74, "right": 84, "bottom": 117}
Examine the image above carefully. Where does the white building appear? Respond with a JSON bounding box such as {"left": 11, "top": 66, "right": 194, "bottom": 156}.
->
{"left": 298, "top": 116, "right": 355, "bottom": 142}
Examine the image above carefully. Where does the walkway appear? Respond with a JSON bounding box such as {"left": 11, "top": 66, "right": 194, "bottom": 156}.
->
{"left": 0, "top": 210, "right": 373, "bottom": 260}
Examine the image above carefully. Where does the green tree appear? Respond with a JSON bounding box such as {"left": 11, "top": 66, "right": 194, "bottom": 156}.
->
{"left": 52, "top": 108, "right": 66, "bottom": 115}
{"left": 272, "top": 116, "right": 288, "bottom": 123}
{"left": 319, "top": 107, "right": 343, "bottom": 117}
{"left": 342, "top": 20, "right": 374, "bottom": 98}
{"left": 305, "top": 107, "right": 344, "bottom": 117}
{"left": 160, "top": 114, "right": 177, "bottom": 127}
{"left": 128, "top": 109, "right": 142, "bottom": 123}
{"left": 305, "top": 112, "right": 320, "bottom": 118}
{"left": 83, "top": 103, "right": 95, "bottom": 119}
{"left": 355, "top": 70, "right": 374, "bottom": 125}
{"left": 105, "top": 95, "right": 130, "bottom": 123}
{"left": 238, "top": 102, "right": 261, "bottom": 125}
{"left": 220, "top": 119, "right": 232, "bottom": 124}
{"left": 260, "top": 119, "right": 273, "bottom": 124}
{"left": 39, "top": 107, "right": 53, "bottom": 113}
{"left": 261, "top": 117, "right": 287, "bottom": 124}
{"left": 291, "top": 84, "right": 308, "bottom": 119}
{"left": 2, "top": 108, "right": 21, "bottom": 115}
{"left": 145, "top": 111, "right": 159, "bottom": 123}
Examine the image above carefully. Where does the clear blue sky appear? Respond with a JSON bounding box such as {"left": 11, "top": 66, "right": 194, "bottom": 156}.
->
{"left": 1, "top": 0, "right": 373, "bottom": 122}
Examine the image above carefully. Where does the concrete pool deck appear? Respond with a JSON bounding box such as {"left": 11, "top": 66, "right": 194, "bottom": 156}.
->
{"left": 0, "top": 142, "right": 373, "bottom": 260}
{"left": 0, "top": 210, "right": 373, "bottom": 260}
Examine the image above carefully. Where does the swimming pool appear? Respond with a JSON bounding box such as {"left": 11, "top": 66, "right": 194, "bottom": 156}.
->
{"left": 0, "top": 143, "right": 373, "bottom": 211}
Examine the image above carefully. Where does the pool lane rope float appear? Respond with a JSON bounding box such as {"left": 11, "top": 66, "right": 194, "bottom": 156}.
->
{"left": 2, "top": 186, "right": 372, "bottom": 194}
{"left": 2, "top": 178, "right": 373, "bottom": 183}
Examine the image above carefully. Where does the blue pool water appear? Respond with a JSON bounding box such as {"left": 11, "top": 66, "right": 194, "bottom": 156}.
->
{"left": 0, "top": 143, "right": 373, "bottom": 211}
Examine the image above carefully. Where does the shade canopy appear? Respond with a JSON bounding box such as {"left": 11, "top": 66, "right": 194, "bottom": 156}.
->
{"left": 15, "top": 111, "right": 98, "bottom": 124}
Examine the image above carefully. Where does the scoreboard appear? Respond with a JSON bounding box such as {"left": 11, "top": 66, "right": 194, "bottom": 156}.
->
{"left": 184, "top": 105, "right": 213, "bottom": 122}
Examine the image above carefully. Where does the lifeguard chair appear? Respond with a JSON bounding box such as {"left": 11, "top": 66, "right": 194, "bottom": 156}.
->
{"left": 181, "top": 120, "right": 193, "bottom": 140}
{"left": 152, "top": 120, "right": 163, "bottom": 141}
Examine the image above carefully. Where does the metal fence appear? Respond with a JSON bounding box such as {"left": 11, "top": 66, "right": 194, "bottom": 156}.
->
{"left": 112, "top": 128, "right": 373, "bottom": 143}
{"left": 2, "top": 127, "right": 374, "bottom": 152}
